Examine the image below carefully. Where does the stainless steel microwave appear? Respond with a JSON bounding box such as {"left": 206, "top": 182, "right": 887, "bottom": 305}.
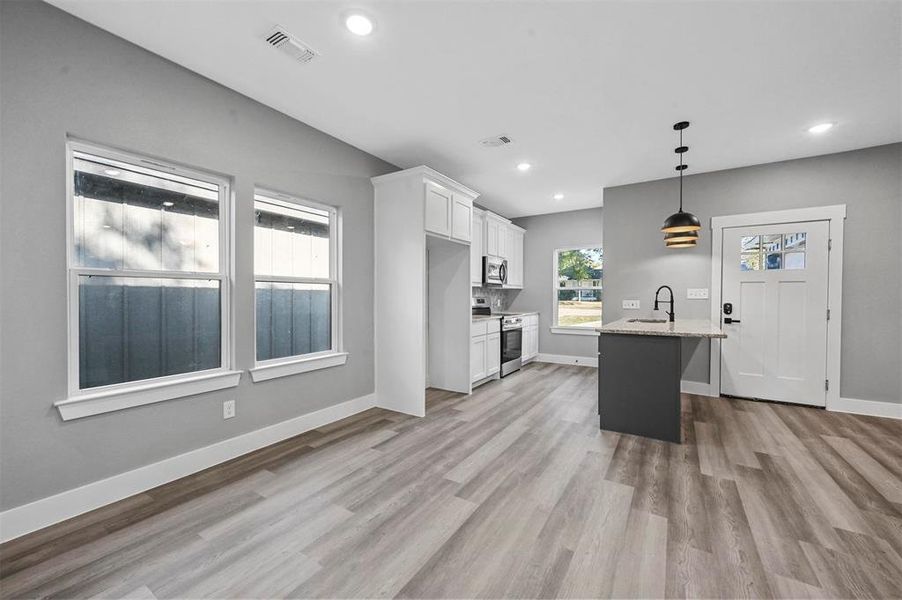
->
{"left": 483, "top": 256, "right": 508, "bottom": 285}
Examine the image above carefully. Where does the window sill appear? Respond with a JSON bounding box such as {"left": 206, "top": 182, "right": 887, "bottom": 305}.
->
{"left": 55, "top": 370, "right": 242, "bottom": 421}
{"left": 250, "top": 352, "right": 348, "bottom": 383}
{"left": 550, "top": 327, "right": 600, "bottom": 336}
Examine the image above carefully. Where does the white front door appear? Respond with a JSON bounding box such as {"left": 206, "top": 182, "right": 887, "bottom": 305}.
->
{"left": 720, "top": 221, "right": 830, "bottom": 406}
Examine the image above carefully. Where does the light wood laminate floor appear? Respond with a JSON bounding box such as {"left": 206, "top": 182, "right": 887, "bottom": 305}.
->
{"left": 2, "top": 363, "right": 902, "bottom": 599}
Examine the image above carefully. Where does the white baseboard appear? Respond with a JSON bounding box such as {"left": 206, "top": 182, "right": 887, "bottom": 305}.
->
{"left": 829, "top": 397, "right": 902, "bottom": 420}
{"left": 0, "top": 393, "right": 377, "bottom": 543}
{"left": 680, "top": 380, "right": 715, "bottom": 397}
{"left": 535, "top": 353, "right": 598, "bottom": 368}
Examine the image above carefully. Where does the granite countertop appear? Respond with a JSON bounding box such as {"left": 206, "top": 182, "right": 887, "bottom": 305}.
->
{"left": 597, "top": 318, "right": 727, "bottom": 339}
{"left": 472, "top": 311, "right": 538, "bottom": 322}
{"left": 472, "top": 315, "right": 503, "bottom": 322}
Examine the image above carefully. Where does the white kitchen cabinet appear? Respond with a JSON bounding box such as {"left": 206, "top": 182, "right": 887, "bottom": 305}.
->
{"left": 471, "top": 335, "right": 487, "bottom": 382}
{"left": 522, "top": 314, "right": 539, "bottom": 362}
{"left": 424, "top": 181, "right": 452, "bottom": 237}
{"left": 486, "top": 332, "right": 501, "bottom": 376}
{"left": 471, "top": 208, "right": 485, "bottom": 285}
{"left": 451, "top": 193, "right": 472, "bottom": 243}
{"left": 485, "top": 212, "right": 509, "bottom": 257}
{"left": 505, "top": 225, "right": 525, "bottom": 289}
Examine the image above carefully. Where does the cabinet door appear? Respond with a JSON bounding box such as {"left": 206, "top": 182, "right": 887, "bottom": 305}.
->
{"left": 471, "top": 335, "right": 487, "bottom": 382}
{"left": 451, "top": 193, "right": 472, "bottom": 243}
{"left": 424, "top": 181, "right": 452, "bottom": 237}
{"left": 529, "top": 326, "right": 539, "bottom": 358}
{"left": 497, "top": 224, "right": 508, "bottom": 260}
{"left": 521, "top": 327, "right": 532, "bottom": 360}
{"left": 507, "top": 229, "right": 524, "bottom": 288}
{"left": 486, "top": 332, "right": 501, "bottom": 375}
{"left": 486, "top": 219, "right": 499, "bottom": 256}
{"left": 471, "top": 210, "right": 485, "bottom": 284}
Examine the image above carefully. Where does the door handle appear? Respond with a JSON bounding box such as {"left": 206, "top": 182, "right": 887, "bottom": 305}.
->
{"left": 723, "top": 317, "right": 741, "bottom": 324}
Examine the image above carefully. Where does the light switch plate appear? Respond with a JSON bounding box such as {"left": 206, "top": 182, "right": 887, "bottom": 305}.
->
{"left": 223, "top": 399, "right": 236, "bottom": 419}
{"left": 622, "top": 299, "right": 640, "bottom": 310}
{"left": 687, "top": 288, "right": 709, "bottom": 299}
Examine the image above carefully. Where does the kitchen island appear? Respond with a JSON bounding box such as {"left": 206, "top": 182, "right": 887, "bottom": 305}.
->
{"left": 596, "top": 318, "right": 726, "bottom": 443}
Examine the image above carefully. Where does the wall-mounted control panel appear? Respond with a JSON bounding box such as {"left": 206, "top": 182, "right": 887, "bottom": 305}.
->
{"left": 622, "top": 299, "right": 641, "bottom": 310}
{"left": 223, "top": 399, "right": 236, "bottom": 419}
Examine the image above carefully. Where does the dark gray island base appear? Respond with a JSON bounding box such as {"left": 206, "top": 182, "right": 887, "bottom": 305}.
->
{"left": 596, "top": 319, "right": 727, "bottom": 444}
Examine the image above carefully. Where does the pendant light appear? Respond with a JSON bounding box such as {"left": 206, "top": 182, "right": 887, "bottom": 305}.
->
{"left": 661, "top": 121, "right": 700, "bottom": 247}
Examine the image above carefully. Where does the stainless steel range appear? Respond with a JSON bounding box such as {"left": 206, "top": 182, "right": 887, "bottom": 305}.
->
{"left": 500, "top": 315, "right": 523, "bottom": 377}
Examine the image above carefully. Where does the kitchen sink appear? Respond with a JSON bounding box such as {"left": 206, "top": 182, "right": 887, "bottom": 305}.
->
{"left": 628, "top": 318, "right": 668, "bottom": 323}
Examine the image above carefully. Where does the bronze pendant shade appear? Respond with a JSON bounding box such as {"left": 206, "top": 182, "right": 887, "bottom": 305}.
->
{"left": 661, "top": 121, "right": 700, "bottom": 246}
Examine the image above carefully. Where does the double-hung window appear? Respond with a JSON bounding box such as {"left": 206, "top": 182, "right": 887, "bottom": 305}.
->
{"left": 61, "top": 141, "right": 237, "bottom": 420}
{"left": 553, "top": 246, "right": 603, "bottom": 330}
{"left": 250, "top": 190, "right": 344, "bottom": 382}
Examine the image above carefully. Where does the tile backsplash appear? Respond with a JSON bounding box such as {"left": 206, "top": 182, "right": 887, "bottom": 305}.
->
{"left": 472, "top": 285, "right": 518, "bottom": 311}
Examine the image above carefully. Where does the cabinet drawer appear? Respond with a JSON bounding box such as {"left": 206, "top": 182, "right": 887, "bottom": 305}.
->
{"left": 486, "top": 319, "right": 501, "bottom": 334}
{"left": 471, "top": 320, "right": 488, "bottom": 337}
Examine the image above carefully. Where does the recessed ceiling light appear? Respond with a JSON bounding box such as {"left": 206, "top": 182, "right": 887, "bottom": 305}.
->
{"left": 516, "top": 162, "right": 531, "bottom": 172}
{"left": 104, "top": 169, "right": 121, "bottom": 176}
{"left": 553, "top": 193, "right": 564, "bottom": 201}
{"left": 345, "top": 14, "right": 373, "bottom": 36}
{"left": 808, "top": 122, "right": 834, "bottom": 134}
{"left": 287, "top": 225, "right": 295, "bottom": 230}
{"left": 162, "top": 201, "right": 174, "bottom": 207}
{"left": 102, "top": 224, "right": 111, "bottom": 229}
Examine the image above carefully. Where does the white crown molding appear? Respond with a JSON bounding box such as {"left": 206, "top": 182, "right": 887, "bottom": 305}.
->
{"left": 371, "top": 165, "right": 480, "bottom": 199}
{"left": 0, "top": 393, "right": 377, "bottom": 543}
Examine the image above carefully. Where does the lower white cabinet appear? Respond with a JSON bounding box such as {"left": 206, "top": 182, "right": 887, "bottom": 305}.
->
{"left": 470, "top": 335, "right": 487, "bottom": 382}
{"left": 486, "top": 332, "right": 500, "bottom": 376}
{"left": 471, "top": 319, "right": 501, "bottom": 383}
{"left": 522, "top": 314, "right": 539, "bottom": 362}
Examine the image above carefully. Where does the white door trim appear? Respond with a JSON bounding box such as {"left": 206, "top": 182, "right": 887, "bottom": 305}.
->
{"left": 709, "top": 204, "right": 846, "bottom": 410}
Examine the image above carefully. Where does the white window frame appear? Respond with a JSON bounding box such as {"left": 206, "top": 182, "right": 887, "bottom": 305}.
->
{"left": 249, "top": 189, "right": 345, "bottom": 383}
{"left": 551, "top": 245, "right": 603, "bottom": 336}
{"left": 56, "top": 140, "right": 239, "bottom": 421}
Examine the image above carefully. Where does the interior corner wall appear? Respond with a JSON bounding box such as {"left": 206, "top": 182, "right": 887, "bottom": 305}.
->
{"left": 0, "top": 0, "right": 396, "bottom": 511}
{"left": 602, "top": 143, "right": 902, "bottom": 405}
{"left": 510, "top": 207, "right": 604, "bottom": 359}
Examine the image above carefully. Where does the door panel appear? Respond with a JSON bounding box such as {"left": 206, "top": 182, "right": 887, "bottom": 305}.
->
{"left": 486, "top": 333, "right": 500, "bottom": 375}
{"left": 720, "top": 221, "right": 829, "bottom": 406}
{"left": 471, "top": 336, "right": 486, "bottom": 382}
{"left": 424, "top": 182, "right": 451, "bottom": 236}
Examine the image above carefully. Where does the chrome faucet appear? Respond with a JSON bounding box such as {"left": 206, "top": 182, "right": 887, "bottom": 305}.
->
{"left": 654, "top": 285, "right": 675, "bottom": 322}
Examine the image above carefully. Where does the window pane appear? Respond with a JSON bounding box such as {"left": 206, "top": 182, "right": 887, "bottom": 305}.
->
{"left": 740, "top": 252, "right": 761, "bottom": 271}
{"left": 765, "top": 252, "right": 783, "bottom": 270}
{"left": 784, "top": 252, "right": 806, "bottom": 269}
{"left": 255, "top": 197, "right": 330, "bottom": 279}
{"left": 784, "top": 232, "right": 806, "bottom": 251}
{"left": 762, "top": 234, "right": 782, "bottom": 253}
{"left": 78, "top": 276, "right": 221, "bottom": 389}
{"left": 740, "top": 236, "right": 760, "bottom": 252}
{"left": 73, "top": 153, "right": 220, "bottom": 272}
{"left": 557, "top": 248, "right": 602, "bottom": 288}
{"left": 556, "top": 289, "right": 602, "bottom": 328}
{"left": 256, "top": 282, "right": 331, "bottom": 361}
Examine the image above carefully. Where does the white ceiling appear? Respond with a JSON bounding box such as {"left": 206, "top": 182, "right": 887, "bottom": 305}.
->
{"left": 49, "top": 1, "right": 901, "bottom": 218}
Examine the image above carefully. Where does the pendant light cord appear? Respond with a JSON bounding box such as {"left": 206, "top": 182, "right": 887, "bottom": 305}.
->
{"left": 679, "top": 128, "right": 684, "bottom": 212}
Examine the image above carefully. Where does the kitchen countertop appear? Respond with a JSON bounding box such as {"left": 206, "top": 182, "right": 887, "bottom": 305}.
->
{"left": 472, "top": 311, "right": 538, "bottom": 322}
{"left": 597, "top": 318, "right": 726, "bottom": 339}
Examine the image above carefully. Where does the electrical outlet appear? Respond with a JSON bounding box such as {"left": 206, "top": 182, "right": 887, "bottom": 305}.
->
{"left": 223, "top": 399, "right": 236, "bottom": 420}
{"left": 622, "top": 299, "right": 640, "bottom": 310}
{"left": 687, "top": 288, "right": 709, "bottom": 299}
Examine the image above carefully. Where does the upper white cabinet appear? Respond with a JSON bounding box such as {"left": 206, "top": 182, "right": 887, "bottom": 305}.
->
{"left": 425, "top": 182, "right": 473, "bottom": 244}
{"left": 505, "top": 225, "right": 525, "bottom": 289}
{"left": 451, "top": 192, "right": 472, "bottom": 243}
{"left": 424, "top": 181, "right": 452, "bottom": 237}
{"left": 471, "top": 208, "right": 486, "bottom": 285}
{"left": 485, "top": 213, "right": 509, "bottom": 257}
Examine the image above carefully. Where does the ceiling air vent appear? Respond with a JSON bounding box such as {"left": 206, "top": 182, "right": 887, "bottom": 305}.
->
{"left": 479, "top": 134, "right": 513, "bottom": 148}
{"left": 264, "top": 26, "right": 318, "bottom": 63}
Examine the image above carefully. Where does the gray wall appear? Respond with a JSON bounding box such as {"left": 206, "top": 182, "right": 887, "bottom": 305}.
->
{"left": 0, "top": 1, "right": 396, "bottom": 510}
{"left": 603, "top": 143, "right": 901, "bottom": 405}
{"left": 510, "top": 208, "right": 604, "bottom": 358}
